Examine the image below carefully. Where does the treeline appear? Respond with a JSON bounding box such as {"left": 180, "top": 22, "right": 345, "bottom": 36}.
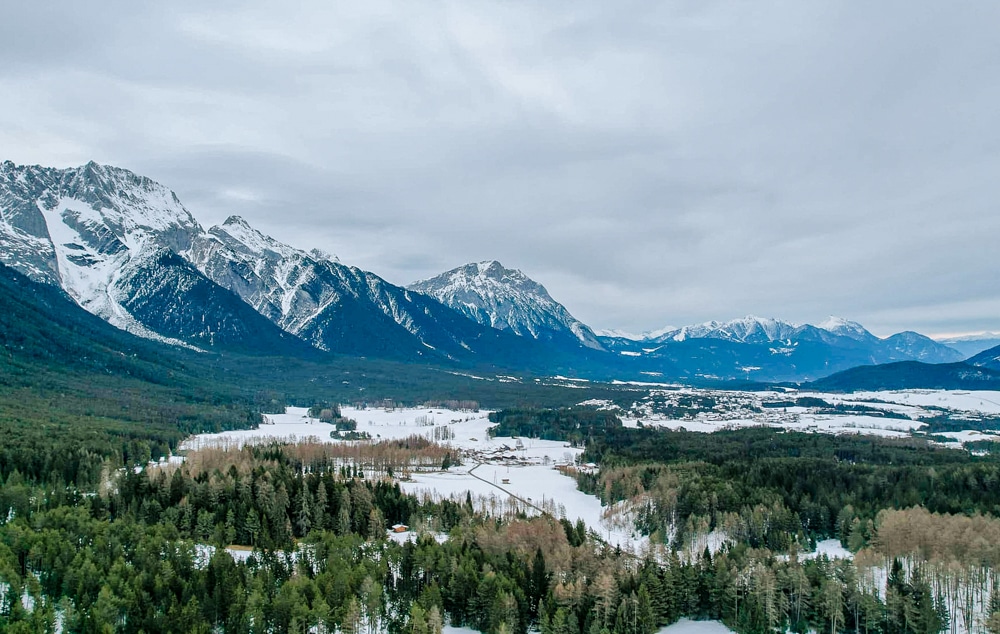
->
{"left": 0, "top": 441, "right": 477, "bottom": 632}
{"left": 9, "top": 503, "right": 994, "bottom": 634}
{"left": 488, "top": 408, "right": 622, "bottom": 447}
{"left": 573, "top": 427, "right": 1000, "bottom": 549}
{"left": 187, "top": 438, "right": 459, "bottom": 479}
{"left": 108, "top": 443, "right": 460, "bottom": 550}
{"left": 0, "top": 385, "right": 264, "bottom": 489}
{"left": 761, "top": 397, "right": 911, "bottom": 420}
{"left": 866, "top": 507, "right": 1000, "bottom": 633}
{"left": 0, "top": 506, "right": 388, "bottom": 633}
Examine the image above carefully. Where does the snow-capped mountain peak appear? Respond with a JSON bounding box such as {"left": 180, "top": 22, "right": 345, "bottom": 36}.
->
{"left": 408, "top": 261, "right": 603, "bottom": 350}
{"left": 1, "top": 160, "right": 536, "bottom": 360}
{"left": 0, "top": 160, "right": 209, "bottom": 337}
{"left": 650, "top": 315, "right": 800, "bottom": 345}
{"left": 207, "top": 215, "right": 305, "bottom": 263}
{"left": 593, "top": 328, "right": 648, "bottom": 341}
{"left": 816, "top": 316, "right": 875, "bottom": 341}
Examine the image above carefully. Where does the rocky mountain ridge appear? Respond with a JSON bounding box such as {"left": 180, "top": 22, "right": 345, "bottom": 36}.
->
{"left": 0, "top": 159, "right": 974, "bottom": 381}
{"left": 408, "top": 260, "right": 603, "bottom": 350}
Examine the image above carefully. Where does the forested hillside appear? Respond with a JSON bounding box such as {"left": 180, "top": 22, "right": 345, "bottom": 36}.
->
{"left": 4, "top": 263, "right": 1000, "bottom": 633}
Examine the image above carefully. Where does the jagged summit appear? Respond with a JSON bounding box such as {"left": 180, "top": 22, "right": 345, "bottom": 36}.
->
{"left": 654, "top": 315, "right": 799, "bottom": 345}
{"left": 208, "top": 215, "right": 304, "bottom": 261}
{"left": 409, "top": 261, "right": 603, "bottom": 350}
{"left": 0, "top": 159, "right": 974, "bottom": 378}
{"left": 0, "top": 160, "right": 204, "bottom": 331}
{"left": 0, "top": 160, "right": 309, "bottom": 352}
{"left": 0, "top": 160, "right": 534, "bottom": 362}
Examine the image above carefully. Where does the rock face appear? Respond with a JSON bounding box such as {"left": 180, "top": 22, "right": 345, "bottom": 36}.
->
{"left": 0, "top": 160, "right": 247, "bottom": 348}
{"left": 408, "top": 261, "right": 603, "bottom": 350}
{"left": 0, "top": 159, "right": 970, "bottom": 379}
{"left": 0, "top": 160, "right": 528, "bottom": 361}
{"left": 647, "top": 316, "right": 801, "bottom": 345}
{"left": 187, "top": 218, "right": 536, "bottom": 361}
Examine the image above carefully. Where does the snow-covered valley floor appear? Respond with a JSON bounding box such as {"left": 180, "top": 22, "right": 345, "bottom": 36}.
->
{"left": 173, "top": 387, "right": 1000, "bottom": 557}
{"left": 180, "top": 405, "right": 649, "bottom": 551}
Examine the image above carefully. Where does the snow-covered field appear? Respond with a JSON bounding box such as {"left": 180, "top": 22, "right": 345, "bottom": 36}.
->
{"left": 611, "top": 388, "right": 1000, "bottom": 444}
{"left": 655, "top": 619, "right": 735, "bottom": 634}
{"left": 775, "top": 538, "right": 853, "bottom": 562}
{"left": 180, "top": 407, "right": 341, "bottom": 450}
{"left": 180, "top": 406, "right": 648, "bottom": 551}
{"left": 174, "top": 388, "right": 1000, "bottom": 558}
{"left": 846, "top": 390, "right": 1000, "bottom": 415}
{"left": 445, "top": 620, "right": 735, "bottom": 634}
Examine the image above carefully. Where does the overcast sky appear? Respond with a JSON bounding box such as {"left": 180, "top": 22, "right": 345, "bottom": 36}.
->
{"left": 2, "top": 2, "right": 999, "bottom": 337}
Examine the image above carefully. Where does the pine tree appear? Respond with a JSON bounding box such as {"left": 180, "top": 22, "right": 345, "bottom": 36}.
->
{"left": 337, "top": 489, "right": 352, "bottom": 535}
{"left": 406, "top": 601, "right": 427, "bottom": 634}
{"left": 244, "top": 510, "right": 261, "bottom": 546}
{"left": 294, "top": 485, "right": 313, "bottom": 537}
{"left": 426, "top": 605, "right": 444, "bottom": 634}
{"left": 637, "top": 585, "right": 655, "bottom": 634}
{"left": 531, "top": 547, "right": 549, "bottom": 620}
{"left": 225, "top": 509, "right": 237, "bottom": 545}
{"left": 988, "top": 588, "right": 1000, "bottom": 634}
{"left": 315, "top": 481, "right": 329, "bottom": 530}
{"left": 367, "top": 507, "right": 385, "bottom": 539}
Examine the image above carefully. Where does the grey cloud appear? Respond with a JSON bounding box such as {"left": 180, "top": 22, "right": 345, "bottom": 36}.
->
{"left": 2, "top": 1, "right": 999, "bottom": 336}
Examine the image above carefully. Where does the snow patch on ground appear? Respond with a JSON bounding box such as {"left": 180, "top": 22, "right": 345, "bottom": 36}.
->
{"left": 778, "top": 539, "right": 853, "bottom": 562}
{"left": 655, "top": 619, "right": 735, "bottom": 634}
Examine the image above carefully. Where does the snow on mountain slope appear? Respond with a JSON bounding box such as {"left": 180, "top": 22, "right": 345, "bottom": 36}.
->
{"left": 1, "top": 159, "right": 973, "bottom": 375}
{"left": 594, "top": 326, "right": 677, "bottom": 341}
{"left": 881, "top": 331, "right": 965, "bottom": 364}
{"left": 188, "top": 215, "right": 339, "bottom": 334}
{"left": 408, "top": 261, "right": 604, "bottom": 350}
{"left": 188, "top": 217, "right": 518, "bottom": 359}
{"left": 0, "top": 161, "right": 216, "bottom": 344}
{"left": 648, "top": 316, "right": 800, "bottom": 345}
{"left": 0, "top": 161, "right": 539, "bottom": 361}
{"left": 597, "top": 313, "right": 965, "bottom": 372}
{"left": 936, "top": 333, "right": 1000, "bottom": 358}
{"left": 816, "top": 316, "right": 878, "bottom": 342}
{"left": 968, "top": 344, "right": 1000, "bottom": 371}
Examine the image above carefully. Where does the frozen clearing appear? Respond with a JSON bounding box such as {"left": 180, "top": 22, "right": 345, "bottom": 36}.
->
{"left": 803, "top": 538, "right": 852, "bottom": 560}
{"left": 175, "top": 388, "right": 1000, "bottom": 556}
{"left": 180, "top": 407, "right": 337, "bottom": 450}
{"left": 849, "top": 390, "right": 1000, "bottom": 415}
{"left": 655, "top": 619, "right": 735, "bottom": 634}
{"left": 778, "top": 538, "right": 853, "bottom": 562}
{"left": 447, "top": 621, "right": 736, "bottom": 634}
{"left": 180, "top": 406, "right": 647, "bottom": 551}
{"left": 628, "top": 412, "right": 917, "bottom": 438}
{"left": 616, "top": 388, "right": 1000, "bottom": 446}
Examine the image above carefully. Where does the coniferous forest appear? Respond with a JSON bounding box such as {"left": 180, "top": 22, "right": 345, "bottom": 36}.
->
{"left": 2, "top": 265, "right": 1000, "bottom": 633}
{"left": 3, "top": 401, "right": 1000, "bottom": 633}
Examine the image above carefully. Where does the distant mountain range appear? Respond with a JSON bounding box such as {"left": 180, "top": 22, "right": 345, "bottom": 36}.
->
{"left": 599, "top": 315, "right": 961, "bottom": 359}
{"left": 934, "top": 333, "right": 1000, "bottom": 358}
{"left": 1, "top": 159, "right": 989, "bottom": 383}
{"left": 594, "top": 315, "right": 965, "bottom": 381}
